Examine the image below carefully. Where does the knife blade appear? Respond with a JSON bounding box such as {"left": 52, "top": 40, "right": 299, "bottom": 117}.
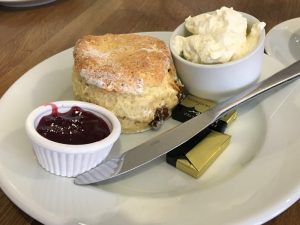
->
{"left": 75, "top": 60, "right": 300, "bottom": 185}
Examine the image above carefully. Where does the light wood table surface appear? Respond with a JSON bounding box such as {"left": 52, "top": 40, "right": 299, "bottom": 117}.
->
{"left": 0, "top": 0, "right": 299, "bottom": 224}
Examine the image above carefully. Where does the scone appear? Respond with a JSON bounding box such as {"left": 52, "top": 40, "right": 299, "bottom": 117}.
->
{"left": 72, "top": 33, "right": 182, "bottom": 133}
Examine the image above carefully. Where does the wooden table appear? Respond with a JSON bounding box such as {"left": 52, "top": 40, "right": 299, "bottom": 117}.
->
{"left": 0, "top": 0, "right": 299, "bottom": 224}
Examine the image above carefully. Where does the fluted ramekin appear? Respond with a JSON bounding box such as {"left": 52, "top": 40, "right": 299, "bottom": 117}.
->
{"left": 25, "top": 101, "right": 121, "bottom": 177}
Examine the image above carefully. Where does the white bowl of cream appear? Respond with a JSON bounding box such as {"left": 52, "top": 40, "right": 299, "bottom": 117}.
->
{"left": 170, "top": 7, "right": 266, "bottom": 102}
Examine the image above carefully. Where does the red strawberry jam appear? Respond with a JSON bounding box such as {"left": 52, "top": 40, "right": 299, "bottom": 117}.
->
{"left": 36, "top": 105, "right": 110, "bottom": 145}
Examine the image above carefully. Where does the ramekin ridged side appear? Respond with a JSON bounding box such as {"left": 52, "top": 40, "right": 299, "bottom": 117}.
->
{"left": 31, "top": 142, "right": 113, "bottom": 177}
{"left": 25, "top": 101, "right": 121, "bottom": 177}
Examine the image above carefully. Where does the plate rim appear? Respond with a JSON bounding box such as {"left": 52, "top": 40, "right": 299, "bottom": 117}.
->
{"left": 0, "top": 0, "right": 56, "bottom": 7}
{"left": 265, "top": 17, "right": 300, "bottom": 65}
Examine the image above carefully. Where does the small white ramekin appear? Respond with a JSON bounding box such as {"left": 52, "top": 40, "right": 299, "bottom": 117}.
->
{"left": 25, "top": 101, "right": 121, "bottom": 177}
{"left": 170, "top": 13, "right": 265, "bottom": 102}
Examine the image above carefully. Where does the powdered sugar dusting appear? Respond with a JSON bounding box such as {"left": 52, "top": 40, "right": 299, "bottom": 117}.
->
{"left": 82, "top": 45, "right": 110, "bottom": 59}
{"left": 140, "top": 47, "right": 163, "bottom": 53}
{"left": 74, "top": 34, "right": 177, "bottom": 95}
{"left": 80, "top": 68, "right": 144, "bottom": 94}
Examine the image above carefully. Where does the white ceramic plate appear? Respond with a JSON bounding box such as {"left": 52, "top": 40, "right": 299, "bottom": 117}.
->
{"left": 0, "top": 32, "right": 300, "bottom": 225}
{"left": 0, "top": 0, "right": 55, "bottom": 7}
{"left": 265, "top": 17, "right": 300, "bottom": 66}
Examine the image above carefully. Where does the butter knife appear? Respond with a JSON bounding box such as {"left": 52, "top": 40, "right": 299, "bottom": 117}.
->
{"left": 75, "top": 60, "right": 300, "bottom": 185}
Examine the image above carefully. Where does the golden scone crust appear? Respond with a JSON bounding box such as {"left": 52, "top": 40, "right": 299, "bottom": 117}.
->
{"left": 72, "top": 33, "right": 182, "bottom": 133}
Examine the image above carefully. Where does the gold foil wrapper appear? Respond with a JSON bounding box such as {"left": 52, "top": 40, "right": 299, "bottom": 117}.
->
{"left": 222, "top": 110, "right": 238, "bottom": 126}
{"left": 181, "top": 95, "right": 215, "bottom": 112}
{"left": 176, "top": 131, "right": 231, "bottom": 178}
{"left": 168, "top": 95, "right": 237, "bottom": 178}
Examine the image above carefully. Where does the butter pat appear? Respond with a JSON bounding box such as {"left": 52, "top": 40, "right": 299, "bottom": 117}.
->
{"left": 172, "top": 94, "right": 237, "bottom": 132}
{"left": 172, "top": 95, "right": 215, "bottom": 122}
{"left": 167, "top": 95, "right": 237, "bottom": 178}
{"left": 177, "top": 131, "right": 231, "bottom": 178}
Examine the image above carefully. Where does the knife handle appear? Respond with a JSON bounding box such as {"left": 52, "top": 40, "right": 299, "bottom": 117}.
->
{"left": 213, "top": 60, "right": 300, "bottom": 117}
